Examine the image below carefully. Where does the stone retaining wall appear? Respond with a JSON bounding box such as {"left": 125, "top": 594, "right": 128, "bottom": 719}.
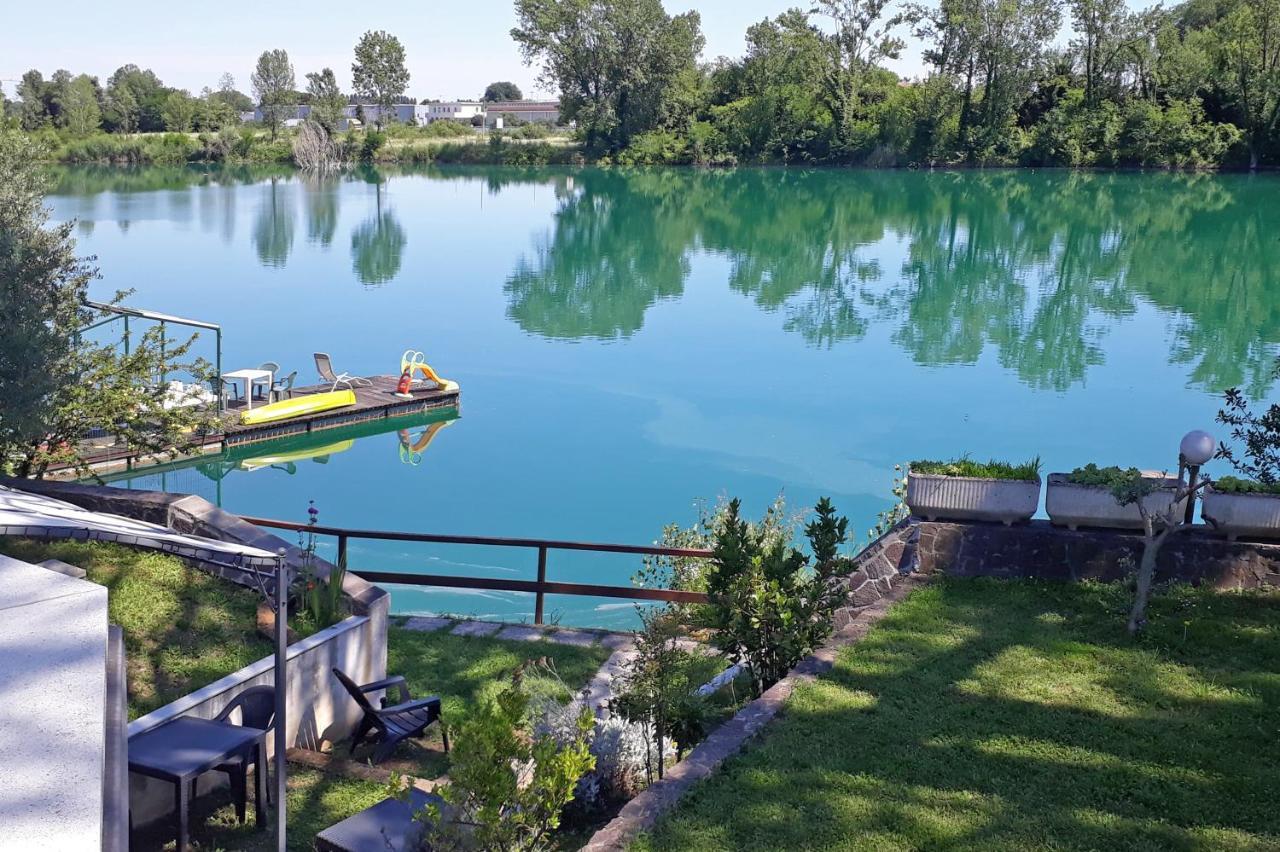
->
{"left": 835, "top": 517, "right": 1280, "bottom": 623}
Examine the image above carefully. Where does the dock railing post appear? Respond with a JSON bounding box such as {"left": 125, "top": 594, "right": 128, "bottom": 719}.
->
{"left": 534, "top": 546, "right": 548, "bottom": 625}
{"left": 337, "top": 534, "right": 348, "bottom": 571}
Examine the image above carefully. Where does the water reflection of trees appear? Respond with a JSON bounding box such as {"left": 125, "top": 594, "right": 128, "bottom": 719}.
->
{"left": 251, "top": 177, "right": 295, "bottom": 268}
{"left": 350, "top": 173, "right": 405, "bottom": 286}
{"left": 504, "top": 168, "right": 1280, "bottom": 392}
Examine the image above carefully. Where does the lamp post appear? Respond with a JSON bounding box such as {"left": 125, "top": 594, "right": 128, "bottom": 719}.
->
{"left": 1180, "top": 430, "right": 1215, "bottom": 524}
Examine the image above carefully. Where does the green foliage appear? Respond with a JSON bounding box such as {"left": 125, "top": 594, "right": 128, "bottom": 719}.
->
{"left": 911, "top": 456, "right": 1042, "bottom": 480}
{"left": 484, "top": 81, "right": 524, "bottom": 101}
{"left": 1066, "top": 462, "right": 1145, "bottom": 488}
{"left": 295, "top": 501, "right": 349, "bottom": 630}
{"left": 419, "top": 119, "right": 475, "bottom": 138}
{"left": 511, "top": 0, "right": 705, "bottom": 151}
{"left": 251, "top": 49, "right": 295, "bottom": 140}
{"left": 866, "top": 464, "right": 910, "bottom": 544}
{"left": 1217, "top": 384, "right": 1280, "bottom": 483}
{"left": 701, "top": 496, "right": 850, "bottom": 697}
{"left": 359, "top": 130, "right": 386, "bottom": 161}
{"left": 161, "top": 90, "right": 196, "bottom": 133}
{"left": 609, "top": 609, "right": 714, "bottom": 782}
{"left": 1212, "top": 475, "right": 1280, "bottom": 494}
{"left": 352, "top": 30, "right": 411, "bottom": 128}
{"left": 422, "top": 661, "right": 596, "bottom": 852}
{"left": 305, "top": 68, "right": 347, "bottom": 135}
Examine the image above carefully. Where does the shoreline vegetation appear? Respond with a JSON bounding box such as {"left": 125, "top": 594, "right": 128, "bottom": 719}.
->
{"left": 26, "top": 125, "right": 1280, "bottom": 170}
{"left": 6, "top": 0, "right": 1280, "bottom": 172}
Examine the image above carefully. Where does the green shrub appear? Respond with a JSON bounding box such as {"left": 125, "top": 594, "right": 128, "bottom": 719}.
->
{"left": 1066, "top": 463, "right": 1147, "bottom": 488}
{"left": 700, "top": 496, "right": 850, "bottom": 698}
{"left": 911, "top": 456, "right": 1042, "bottom": 480}
{"left": 420, "top": 662, "right": 595, "bottom": 852}
{"left": 1211, "top": 476, "right": 1280, "bottom": 495}
{"left": 359, "top": 131, "right": 387, "bottom": 162}
{"left": 420, "top": 120, "right": 474, "bottom": 138}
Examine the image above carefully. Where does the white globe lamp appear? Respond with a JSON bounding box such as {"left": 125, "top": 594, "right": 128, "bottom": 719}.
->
{"left": 1180, "top": 430, "right": 1215, "bottom": 466}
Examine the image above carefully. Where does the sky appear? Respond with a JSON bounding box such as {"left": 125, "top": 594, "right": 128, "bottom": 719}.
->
{"left": 1, "top": 0, "right": 923, "bottom": 101}
{"left": 1, "top": 0, "right": 1153, "bottom": 103}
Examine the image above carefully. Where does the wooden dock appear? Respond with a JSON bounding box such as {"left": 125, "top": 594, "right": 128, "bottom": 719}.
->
{"left": 220, "top": 376, "right": 460, "bottom": 447}
{"left": 61, "top": 376, "right": 460, "bottom": 477}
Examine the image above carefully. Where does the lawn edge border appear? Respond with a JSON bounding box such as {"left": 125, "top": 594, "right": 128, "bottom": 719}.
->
{"left": 581, "top": 573, "right": 927, "bottom": 851}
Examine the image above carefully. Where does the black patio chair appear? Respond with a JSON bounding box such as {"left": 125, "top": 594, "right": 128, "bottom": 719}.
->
{"left": 212, "top": 685, "right": 277, "bottom": 819}
{"left": 332, "top": 667, "right": 448, "bottom": 765}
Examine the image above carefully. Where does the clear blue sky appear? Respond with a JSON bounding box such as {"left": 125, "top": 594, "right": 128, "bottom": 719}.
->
{"left": 1, "top": 0, "right": 1152, "bottom": 102}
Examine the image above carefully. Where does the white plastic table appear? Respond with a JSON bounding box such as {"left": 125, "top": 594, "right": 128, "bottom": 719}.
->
{"left": 222, "top": 369, "right": 273, "bottom": 409}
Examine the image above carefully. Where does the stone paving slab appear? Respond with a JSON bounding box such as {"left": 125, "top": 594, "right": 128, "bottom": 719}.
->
{"left": 496, "top": 624, "right": 545, "bottom": 642}
{"left": 450, "top": 620, "right": 501, "bottom": 637}
{"left": 403, "top": 616, "right": 452, "bottom": 632}
{"left": 542, "top": 627, "right": 602, "bottom": 647}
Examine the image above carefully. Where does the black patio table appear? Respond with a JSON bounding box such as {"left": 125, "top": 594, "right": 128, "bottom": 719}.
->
{"left": 128, "top": 715, "right": 267, "bottom": 851}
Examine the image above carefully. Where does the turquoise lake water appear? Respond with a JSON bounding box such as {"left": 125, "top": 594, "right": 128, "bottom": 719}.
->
{"left": 48, "top": 165, "right": 1280, "bottom": 626}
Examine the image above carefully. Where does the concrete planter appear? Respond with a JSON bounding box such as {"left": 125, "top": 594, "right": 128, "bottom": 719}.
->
{"left": 1201, "top": 486, "right": 1280, "bottom": 541}
{"left": 1046, "top": 473, "right": 1185, "bottom": 531}
{"left": 906, "top": 471, "right": 1040, "bottom": 525}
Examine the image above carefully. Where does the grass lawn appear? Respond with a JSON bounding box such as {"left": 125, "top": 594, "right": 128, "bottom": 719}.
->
{"left": 132, "top": 626, "right": 611, "bottom": 850}
{"left": 637, "top": 578, "right": 1280, "bottom": 851}
{"left": 0, "top": 538, "right": 273, "bottom": 718}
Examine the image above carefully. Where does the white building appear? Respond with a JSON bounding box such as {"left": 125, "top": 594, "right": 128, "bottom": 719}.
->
{"left": 419, "top": 101, "right": 487, "bottom": 124}
{"left": 484, "top": 100, "right": 561, "bottom": 126}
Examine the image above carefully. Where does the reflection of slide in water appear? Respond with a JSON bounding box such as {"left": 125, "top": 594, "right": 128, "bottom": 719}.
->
{"left": 398, "top": 419, "right": 454, "bottom": 466}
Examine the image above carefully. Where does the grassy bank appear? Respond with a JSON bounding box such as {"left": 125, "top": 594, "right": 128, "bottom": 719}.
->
{"left": 637, "top": 578, "right": 1280, "bottom": 851}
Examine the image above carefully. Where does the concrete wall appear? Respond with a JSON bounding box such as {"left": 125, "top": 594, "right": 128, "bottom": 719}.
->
{"left": 127, "top": 605, "right": 387, "bottom": 826}
{"left": 0, "top": 555, "right": 108, "bottom": 851}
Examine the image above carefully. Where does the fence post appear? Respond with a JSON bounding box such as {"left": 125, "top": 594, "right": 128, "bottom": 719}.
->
{"left": 337, "top": 533, "right": 348, "bottom": 569}
{"left": 534, "top": 546, "right": 548, "bottom": 625}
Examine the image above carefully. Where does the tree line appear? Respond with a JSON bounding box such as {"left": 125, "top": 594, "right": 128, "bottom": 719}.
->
{"left": 510, "top": 0, "right": 1280, "bottom": 168}
{"left": 2, "top": 30, "right": 528, "bottom": 143}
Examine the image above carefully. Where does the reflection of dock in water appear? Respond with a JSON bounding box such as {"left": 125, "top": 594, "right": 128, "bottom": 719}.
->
{"left": 95, "top": 406, "right": 460, "bottom": 506}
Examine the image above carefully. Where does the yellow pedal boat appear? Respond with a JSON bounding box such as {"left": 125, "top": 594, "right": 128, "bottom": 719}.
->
{"left": 239, "top": 389, "right": 357, "bottom": 426}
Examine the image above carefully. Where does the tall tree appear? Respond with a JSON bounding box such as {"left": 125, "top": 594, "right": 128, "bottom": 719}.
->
{"left": 813, "top": 0, "right": 906, "bottom": 149}
{"left": 162, "top": 90, "right": 196, "bottom": 132}
{"left": 252, "top": 49, "right": 296, "bottom": 139}
{"left": 305, "top": 68, "right": 347, "bottom": 134}
{"left": 483, "top": 81, "right": 524, "bottom": 101}
{"left": 352, "top": 30, "right": 410, "bottom": 128}
{"left": 105, "top": 65, "right": 166, "bottom": 132}
{"left": 1211, "top": 0, "right": 1280, "bottom": 168}
{"left": 59, "top": 74, "right": 102, "bottom": 135}
{"left": 17, "top": 70, "right": 49, "bottom": 130}
{"left": 1069, "top": 0, "right": 1136, "bottom": 105}
{"left": 511, "top": 0, "right": 705, "bottom": 150}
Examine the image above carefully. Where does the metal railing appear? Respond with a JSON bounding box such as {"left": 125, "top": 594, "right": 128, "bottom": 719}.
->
{"left": 240, "top": 516, "right": 712, "bottom": 624}
{"left": 81, "top": 301, "right": 224, "bottom": 409}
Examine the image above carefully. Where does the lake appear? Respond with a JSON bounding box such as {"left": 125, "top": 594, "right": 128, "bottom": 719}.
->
{"left": 48, "top": 164, "right": 1280, "bottom": 626}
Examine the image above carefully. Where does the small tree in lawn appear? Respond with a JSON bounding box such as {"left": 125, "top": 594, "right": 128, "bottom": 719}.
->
{"left": 1108, "top": 457, "right": 1212, "bottom": 635}
{"left": 609, "top": 607, "right": 712, "bottom": 784}
{"left": 1216, "top": 380, "right": 1280, "bottom": 484}
{"left": 251, "top": 49, "right": 295, "bottom": 140}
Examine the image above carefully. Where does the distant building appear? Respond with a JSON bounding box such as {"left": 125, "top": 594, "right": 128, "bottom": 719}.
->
{"left": 419, "top": 101, "right": 487, "bottom": 124}
{"left": 484, "top": 100, "right": 560, "bottom": 127}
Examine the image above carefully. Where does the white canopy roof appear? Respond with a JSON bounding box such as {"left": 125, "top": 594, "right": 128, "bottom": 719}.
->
{"left": 0, "top": 485, "right": 278, "bottom": 569}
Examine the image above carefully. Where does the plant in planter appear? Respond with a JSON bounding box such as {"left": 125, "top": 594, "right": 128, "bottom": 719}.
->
{"left": 1206, "top": 384, "right": 1280, "bottom": 540}
{"left": 1046, "top": 464, "right": 1186, "bottom": 530}
{"left": 906, "top": 456, "right": 1042, "bottom": 525}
